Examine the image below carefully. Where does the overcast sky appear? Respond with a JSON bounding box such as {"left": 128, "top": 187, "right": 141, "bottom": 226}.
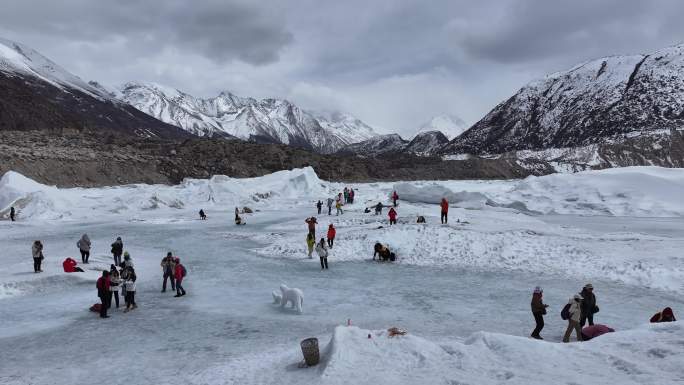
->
{"left": 2, "top": 0, "right": 684, "bottom": 135}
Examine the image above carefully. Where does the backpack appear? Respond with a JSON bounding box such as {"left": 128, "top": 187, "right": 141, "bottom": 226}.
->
{"left": 561, "top": 303, "right": 571, "bottom": 320}
{"left": 181, "top": 264, "right": 187, "bottom": 277}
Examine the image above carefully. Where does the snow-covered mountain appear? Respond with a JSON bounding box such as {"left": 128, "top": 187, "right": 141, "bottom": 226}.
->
{"left": 338, "top": 134, "right": 408, "bottom": 157}
{"left": 404, "top": 130, "right": 449, "bottom": 156}
{"left": 443, "top": 44, "right": 684, "bottom": 159}
{"left": 119, "top": 82, "right": 378, "bottom": 153}
{"left": 0, "top": 38, "right": 188, "bottom": 138}
{"left": 415, "top": 114, "right": 468, "bottom": 140}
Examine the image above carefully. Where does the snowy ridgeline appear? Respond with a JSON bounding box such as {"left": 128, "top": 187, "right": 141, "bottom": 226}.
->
{"left": 3, "top": 166, "right": 684, "bottom": 221}
{"left": 0, "top": 167, "right": 329, "bottom": 220}
{"left": 197, "top": 324, "right": 684, "bottom": 385}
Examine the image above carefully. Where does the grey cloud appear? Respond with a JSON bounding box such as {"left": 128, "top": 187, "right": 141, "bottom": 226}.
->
{"left": 0, "top": 0, "right": 292, "bottom": 65}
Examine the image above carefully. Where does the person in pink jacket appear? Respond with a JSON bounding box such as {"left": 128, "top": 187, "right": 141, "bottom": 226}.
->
{"left": 174, "top": 257, "right": 187, "bottom": 297}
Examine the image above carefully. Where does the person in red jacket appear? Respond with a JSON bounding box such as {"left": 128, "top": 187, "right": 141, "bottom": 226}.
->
{"left": 174, "top": 257, "right": 187, "bottom": 297}
{"left": 391, "top": 191, "right": 399, "bottom": 207}
{"left": 440, "top": 198, "right": 449, "bottom": 224}
{"left": 650, "top": 307, "right": 676, "bottom": 323}
{"left": 62, "top": 257, "right": 84, "bottom": 272}
{"left": 327, "top": 224, "right": 336, "bottom": 248}
{"left": 388, "top": 207, "right": 397, "bottom": 225}
{"left": 96, "top": 271, "right": 111, "bottom": 318}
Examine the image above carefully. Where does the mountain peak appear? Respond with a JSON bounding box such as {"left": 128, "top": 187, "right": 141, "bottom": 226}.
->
{"left": 416, "top": 114, "right": 468, "bottom": 140}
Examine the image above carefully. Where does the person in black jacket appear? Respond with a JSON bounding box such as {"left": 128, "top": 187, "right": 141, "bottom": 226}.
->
{"left": 579, "top": 283, "right": 598, "bottom": 327}
{"left": 111, "top": 237, "right": 124, "bottom": 267}
{"left": 10, "top": 206, "right": 16, "bottom": 221}
{"left": 530, "top": 286, "right": 549, "bottom": 339}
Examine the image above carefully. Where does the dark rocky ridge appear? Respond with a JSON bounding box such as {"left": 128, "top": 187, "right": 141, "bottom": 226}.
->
{"left": 0, "top": 130, "right": 546, "bottom": 187}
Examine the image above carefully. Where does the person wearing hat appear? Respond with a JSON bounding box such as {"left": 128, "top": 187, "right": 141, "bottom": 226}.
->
{"left": 650, "top": 307, "right": 677, "bottom": 323}
{"left": 121, "top": 251, "right": 134, "bottom": 269}
{"left": 160, "top": 252, "right": 176, "bottom": 293}
{"left": 111, "top": 237, "right": 124, "bottom": 267}
{"left": 563, "top": 294, "right": 584, "bottom": 343}
{"left": 530, "top": 286, "right": 549, "bottom": 340}
{"left": 579, "top": 283, "right": 598, "bottom": 327}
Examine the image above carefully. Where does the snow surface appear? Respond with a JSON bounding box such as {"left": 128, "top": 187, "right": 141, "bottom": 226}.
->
{"left": 1, "top": 167, "right": 683, "bottom": 384}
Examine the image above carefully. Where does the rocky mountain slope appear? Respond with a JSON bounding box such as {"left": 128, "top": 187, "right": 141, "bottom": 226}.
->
{"left": 404, "top": 131, "right": 450, "bottom": 156}
{"left": 442, "top": 44, "right": 684, "bottom": 170}
{"left": 0, "top": 38, "right": 189, "bottom": 139}
{"left": 118, "top": 82, "right": 377, "bottom": 153}
{"left": 337, "top": 134, "right": 409, "bottom": 157}
{"left": 415, "top": 114, "right": 468, "bottom": 140}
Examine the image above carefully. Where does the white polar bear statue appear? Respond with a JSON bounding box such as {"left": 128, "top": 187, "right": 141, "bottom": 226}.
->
{"left": 278, "top": 284, "right": 304, "bottom": 313}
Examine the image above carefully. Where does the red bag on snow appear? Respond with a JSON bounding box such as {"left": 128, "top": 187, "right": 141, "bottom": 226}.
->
{"left": 89, "top": 303, "right": 101, "bottom": 313}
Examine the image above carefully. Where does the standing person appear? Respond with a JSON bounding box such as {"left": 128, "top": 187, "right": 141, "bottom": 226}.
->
{"left": 316, "top": 200, "right": 323, "bottom": 215}
{"left": 316, "top": 238, "right": 329, "bottom": 270}
{"left": 161, "top": 252, "right": 176, "bottom": 293}
{"left": 327, "top": 197, "right": 334, "bottom": 215}
{"left": 349, "top": 189, "right": 355, "bottom": 204}
{"left": 327, "top": 224, "right": 336, "bottom": 248}
{"left": 375, "top": 202, "right": 383, "bottom": 215}
{"left": 335, "top": 198, "right": 343, "bottom": 216}
{"left": 32, "top": 240, "right": 44, "bottom": 273}
{"left": 121, "top": 251, "right": 134, "bottom": 269}
{"left": 440, "top": 198, "right": 449, "bottom": 224}
{"left": 388, "top": 207, "right": 397, "bottom": 225}
{"left": 77, "top": 234, "right": 91, "bottom": 264}
{"left": 10, "top": 206, "right": 15, "bottom": 221}
{"left": 122, "top": 266, "right": 137, "bottom": 312}
{"left": 391, "top": 191, "right": 399, "bottom": 207}
{"left": 234, "top": 207, "right": 240, "bottom": 222}
{"left": 305, "top": 217, "right": 318, "bottom": 238}
{"left": 111, "top": 237, "right": 123, "bottom": 267}
{"left": 96, "top": 271, "right": 111, "bottom": 318}
{"left": 199, "top": 209, "right": 206, "bottom": 220}
{"left": 531, "top": 286, "right": 549, "bottom": 340}
{"left": 306, "top": 233, "right": 315, "bottom": 258}
{"left": 579, "top": 284, "right": 598, "bottom": 327}
{"left": 174, "top": 257, "right": 187, "bottom": 297}
{"left": 109, "top": 265, "right": 121, "bottom": 309}
{"left": 563, "top": 294, "right": 584, "bottom": 343}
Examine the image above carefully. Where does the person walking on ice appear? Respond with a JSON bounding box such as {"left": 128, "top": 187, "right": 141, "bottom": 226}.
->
{"left": 327, "top": 197, "right": 334, "bottom": 215}
{"left": 174, "top": 257, "right": 187, "bottom": 297}
{"left": 562, "top": 294, "right": 584, "bottom": 342}
{"left": 579, "top": 283, "right": 598, "bottom": 327}
{"left": 335, "top": 197, "right": 343, "bottom": 216}
{"left": 530, "top": 286, "right": 549, "bottom": 340}
{"left": 306, "top": 233, "right": 315, "bottom": 258}
{"left": 305, "top": 217, "right": 318, "bottom": 238}
{"left": 32, "top": 240, "right": 44, "bottom": 273}
{"left": 96, "top": 270, "right": 111, "bottom": 318}
{"left": 111, "top": 237, "right": 123, "bottom": 267}
{"left": 10, "top": 206, "right": 16, "bottom": 221}
{"left": 327, "top": 224, "right": 336, "bottom": 248}
{"left": 391, "top": 191, "right": 399, "bottom": 207}
{"left": 199, "top": 209, "right": 206, "bottom": 220}
{"left": 440, "top": 198, "right": 449, "bottom": 224}
{"left": 161, "top": 252, "right": 176, "bottom": 293}
{"left": 388, "top": 207, "right": 397, "bottom": 225}
{"left": 316, "top": 200, "right": 323, "bottom": 215}
{"left": 316, "top": 238, "right": 329, "bottom": 270}
{"left": 77, "top": 234, "right": 91, "bottom": 264}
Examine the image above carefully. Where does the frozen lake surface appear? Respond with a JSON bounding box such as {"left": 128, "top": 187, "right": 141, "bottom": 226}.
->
{"left": 1, "top": 167, "right": 683, "bottom": 384}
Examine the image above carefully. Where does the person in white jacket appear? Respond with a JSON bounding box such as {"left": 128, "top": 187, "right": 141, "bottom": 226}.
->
{"left": 315, "top": 238, "right": 329, "bottom": 270}
{"left": 563, "top": 294, "right": 584, "bottom": 343}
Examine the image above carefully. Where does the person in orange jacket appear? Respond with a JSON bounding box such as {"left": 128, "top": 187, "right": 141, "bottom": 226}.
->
{"left": 388, "top": 207, "right": 397, "bottom": 225}
{"left": 174, "top": 257, "right": 187, "bottom": 297}
{"left": 327, "top": 224, "right": 336, "bottom": 248}
{"left": 440, "top": 198, "right": 449, "bottom": 224}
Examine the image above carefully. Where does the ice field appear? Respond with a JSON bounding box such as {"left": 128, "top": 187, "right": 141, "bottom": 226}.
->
{"left": 1, "top": 167, "right": 683, "bottom": 385}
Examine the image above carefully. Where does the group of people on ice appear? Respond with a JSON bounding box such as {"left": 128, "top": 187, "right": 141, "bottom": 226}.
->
{"left": 29, "top": 232, "right": 189, "bottom": 319}
{"left": 530, "top": 283, "right": 677, "bottom": 342}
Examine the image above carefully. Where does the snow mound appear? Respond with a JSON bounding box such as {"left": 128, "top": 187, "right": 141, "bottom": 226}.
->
{"left": 503, "top": 167, "right": 684, "bottom": 216}
{"left": 195, "top": 323, "right": 684, "bottom": 385}
{"left": 0, "top": 167, "right": 326, "bottom": 220}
